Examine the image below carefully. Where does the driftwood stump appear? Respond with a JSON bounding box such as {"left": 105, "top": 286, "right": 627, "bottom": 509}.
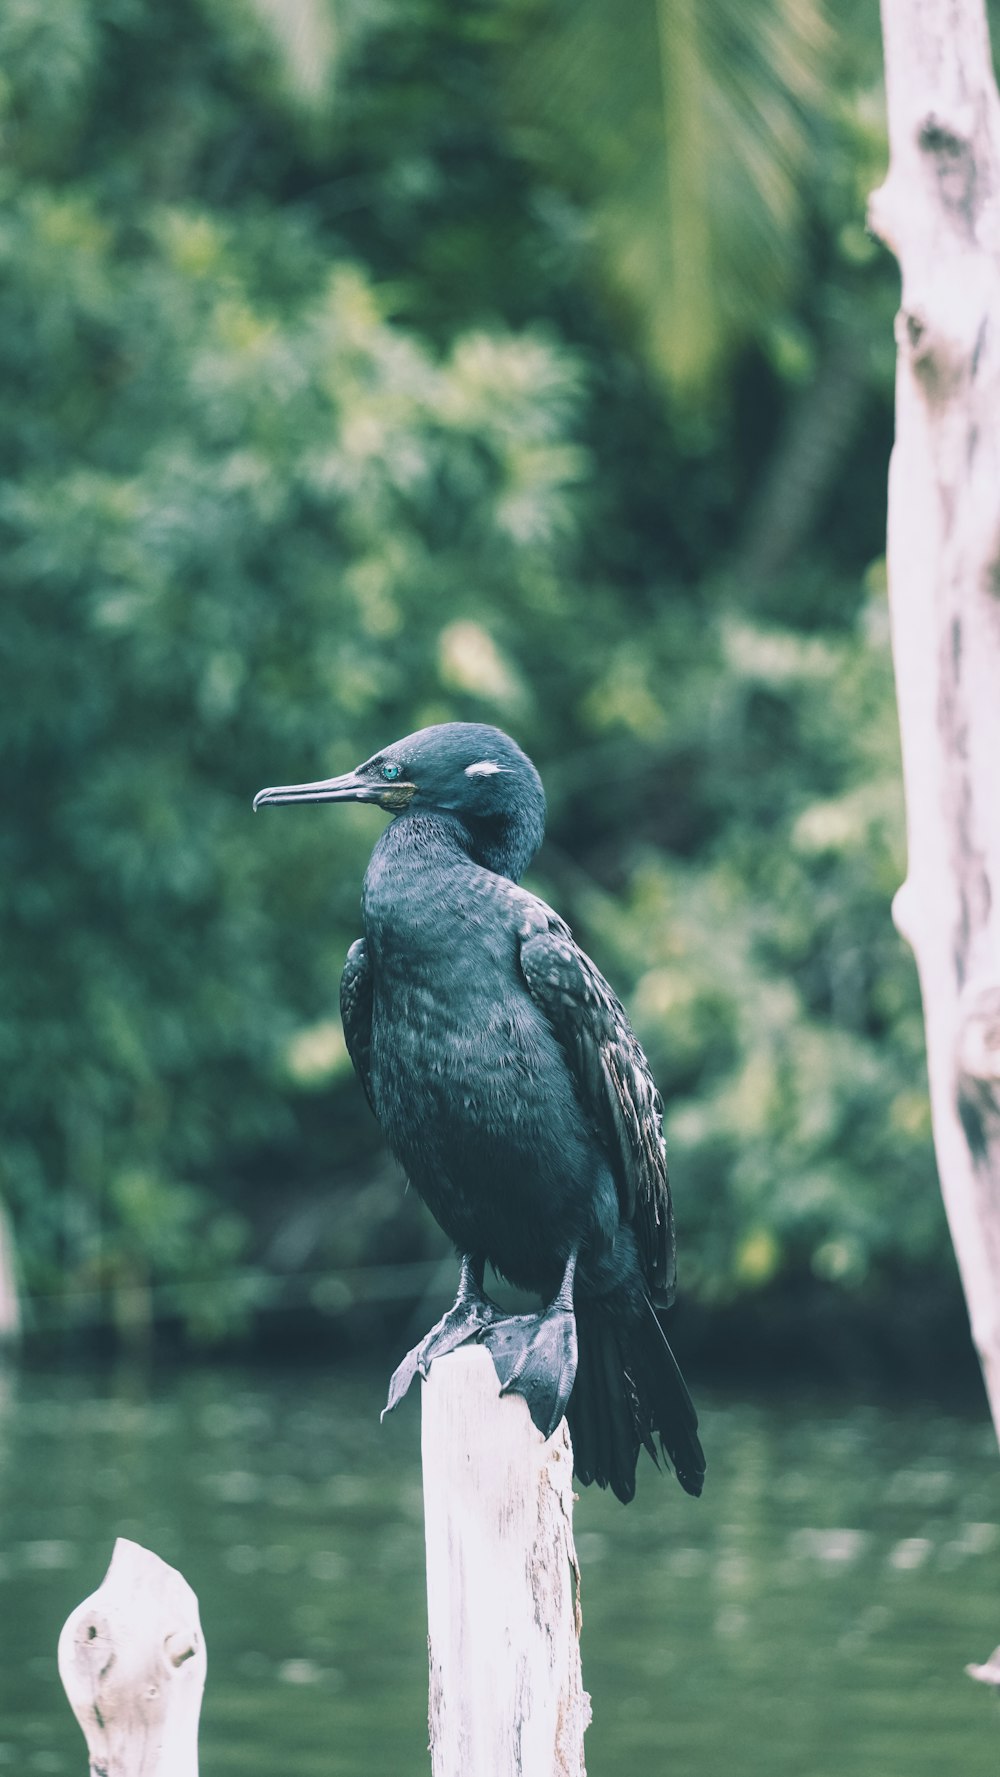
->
{"left": 58, "top": 1537, "right": 205, "bottom": 1776}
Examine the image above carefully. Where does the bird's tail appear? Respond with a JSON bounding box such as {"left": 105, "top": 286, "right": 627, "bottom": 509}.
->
{"left": 567, "top": 1291, "right": 705, "bottom": 1504}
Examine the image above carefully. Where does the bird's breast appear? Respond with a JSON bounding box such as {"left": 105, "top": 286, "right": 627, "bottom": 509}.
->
{"left": 358, "top": 842, "right": 610, "bottom": 1275}
{"left": 365, "top": 911, "right": 572, "bottom": 1160}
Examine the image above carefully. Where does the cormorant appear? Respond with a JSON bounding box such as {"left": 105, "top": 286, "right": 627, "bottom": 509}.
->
{"left": 254, "top": 722, "right": 704, "bottom": 1503}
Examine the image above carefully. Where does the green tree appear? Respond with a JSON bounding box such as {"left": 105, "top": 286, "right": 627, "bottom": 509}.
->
{"left": 0, "top": 0, "right": 951, "bottom": 1357}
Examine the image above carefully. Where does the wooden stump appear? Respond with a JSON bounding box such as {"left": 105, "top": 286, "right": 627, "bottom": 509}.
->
{"left": 421, "top": 1345, "right": 590, "bottom": 1777}
{"left": 58, "top": 1537, "right": 205, "bottom": 1776}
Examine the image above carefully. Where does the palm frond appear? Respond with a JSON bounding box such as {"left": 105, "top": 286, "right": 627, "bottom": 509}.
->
{"left": 506, "top": 0, "right": 833, "bottom": 392}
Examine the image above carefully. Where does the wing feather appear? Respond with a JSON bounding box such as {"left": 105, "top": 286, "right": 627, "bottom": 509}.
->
{"left": 518, "top": 911, "right": 676, "bottom": 1305}
{"left": 340, "top": 937, "right": 376, "bottom": 1115}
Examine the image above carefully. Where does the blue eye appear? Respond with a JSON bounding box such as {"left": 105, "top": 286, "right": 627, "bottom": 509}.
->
{"left": 381, "top": 762, "right": 401, "bottom": 781}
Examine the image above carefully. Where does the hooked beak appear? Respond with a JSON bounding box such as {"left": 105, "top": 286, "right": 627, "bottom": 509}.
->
{"left": 253, "top": 768, "right": 379, "bottom": 811}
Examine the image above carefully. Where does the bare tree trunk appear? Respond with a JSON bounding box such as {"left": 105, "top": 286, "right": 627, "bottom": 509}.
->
{"left": 870, "top": 0, "right": 1000, "bottom": 1442}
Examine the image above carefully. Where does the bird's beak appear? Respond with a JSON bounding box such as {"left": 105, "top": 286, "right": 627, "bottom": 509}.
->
{"left": 253, "top": 768, "right": 379, "bottom": 811}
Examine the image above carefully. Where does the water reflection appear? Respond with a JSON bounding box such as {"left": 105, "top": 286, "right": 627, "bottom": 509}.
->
{"left": 0, "top": 1364, "right": 997, "bottom": 1775}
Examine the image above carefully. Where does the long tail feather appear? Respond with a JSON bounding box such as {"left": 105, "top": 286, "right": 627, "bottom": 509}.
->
{"left": 637, "top": 1293, "right": 704, "bottom": 1496}
{"left": 567, "top": 1293, "right": 705, "bottom": 1503}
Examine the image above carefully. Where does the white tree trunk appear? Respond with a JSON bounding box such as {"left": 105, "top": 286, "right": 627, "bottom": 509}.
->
{"left": 870, "top": 0, "right": 1000, "bottom": 1441}
{"left": 421, "top": 1346, "right": 590, "bottom": 1777}
{"left": 58, "top": 1538, "right": 206, "bottom": 1776}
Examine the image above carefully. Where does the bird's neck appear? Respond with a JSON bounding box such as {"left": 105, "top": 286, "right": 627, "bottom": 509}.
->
{"left": 372, "top": 811, "right": 473, "bottom": 876}
{"left": 376, "top": 807, "right": 536, "bottom": 883}
{"left": 362, "top": 814, "right": 488, "bottom": 957}
{"left": 464, "top": 807, "right": 539, "bottom": 880}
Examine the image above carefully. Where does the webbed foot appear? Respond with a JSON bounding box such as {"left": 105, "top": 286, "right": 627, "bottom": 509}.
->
{"left": 382, "top": 1255, "right": 502, "bottom": 1419}
{"left": 482, "top": 1302, "right": 578, "bottom": 1440}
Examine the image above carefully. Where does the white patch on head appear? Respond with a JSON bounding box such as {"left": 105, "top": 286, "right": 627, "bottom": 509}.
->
{"left": 465, "top": 760, "right": 504, "bottom": 777}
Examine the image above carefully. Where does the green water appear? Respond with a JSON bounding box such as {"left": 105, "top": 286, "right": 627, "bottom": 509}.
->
{"left": 0, "top": 1362, "right": 997, "bottom": 1775}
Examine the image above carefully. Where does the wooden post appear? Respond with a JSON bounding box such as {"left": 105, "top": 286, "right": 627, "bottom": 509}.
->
{"left": 420, "top": 1345, "right": 590, "bottom": 1777}
{"left": 869, "top": 0, "right": 1000, "bottom": 1445}
{"left": 58, "top": 1538, "right": 206, "bottom": 1777}
{"left": 0, "top": 1200, "right": 20, "bottom": 1342}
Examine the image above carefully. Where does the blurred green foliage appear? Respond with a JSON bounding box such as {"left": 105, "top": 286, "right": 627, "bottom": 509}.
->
{"left": 0, "top": 0, "right": 955, "bottom": 1351}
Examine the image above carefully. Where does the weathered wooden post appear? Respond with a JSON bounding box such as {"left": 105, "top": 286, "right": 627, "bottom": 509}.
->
{"left": 870, "top": 0, "right": 1000, "bottom": 1447}
{"left": 420, "top": 1345, "right": 590, "bottom": 1777}
{"left": 58, "top": 1537, "right": 206, "bottom": 1776}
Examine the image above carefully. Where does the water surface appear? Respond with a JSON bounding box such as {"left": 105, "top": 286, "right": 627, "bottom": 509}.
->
{"left": 0, "top": 1362, "right": 997, "bottom": 1774}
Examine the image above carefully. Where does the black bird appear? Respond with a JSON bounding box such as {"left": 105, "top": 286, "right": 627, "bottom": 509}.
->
{"left": 254, "top": 722, "right": 704, "bottom": 1503}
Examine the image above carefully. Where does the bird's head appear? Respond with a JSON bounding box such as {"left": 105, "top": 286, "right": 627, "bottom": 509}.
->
{"left": 253, "top": 721, "right": 546, "bottom": 881}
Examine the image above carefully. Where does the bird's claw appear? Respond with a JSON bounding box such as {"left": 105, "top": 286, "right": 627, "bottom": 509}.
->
{"left": 381, "top": 1291, "right": 504, "bottom": 1421}
{"left": 382, "top": 1283, "right": 579, "bottom": 1441}
{"left": 381, "top": 1347, "right": 422, "bottom": 1420}
{"left": 483, "top": 1305, "right": 578, "bottom": 1440}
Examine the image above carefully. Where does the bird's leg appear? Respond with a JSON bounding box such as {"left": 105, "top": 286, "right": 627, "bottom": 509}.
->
{"left": 382, "top": 1252, "right": 504, "bottom": 1419}
{"left": 482, "top": 1246, "right": 579, "bottom": 1440}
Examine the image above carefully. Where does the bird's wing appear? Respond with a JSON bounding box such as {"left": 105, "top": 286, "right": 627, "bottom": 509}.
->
{"left": 340, "top": 937, "right": 376, "bottom": 1115}
{"left": 518, "top": 909, "right": 676, "bottom": 1305}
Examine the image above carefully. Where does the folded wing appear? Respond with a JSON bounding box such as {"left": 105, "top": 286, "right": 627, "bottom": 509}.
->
{"left": 518, "top": 909, "right": 676, "bottom": 1306}
{"left": 340, "top": 936, "right": 376, "bottom": 1114}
